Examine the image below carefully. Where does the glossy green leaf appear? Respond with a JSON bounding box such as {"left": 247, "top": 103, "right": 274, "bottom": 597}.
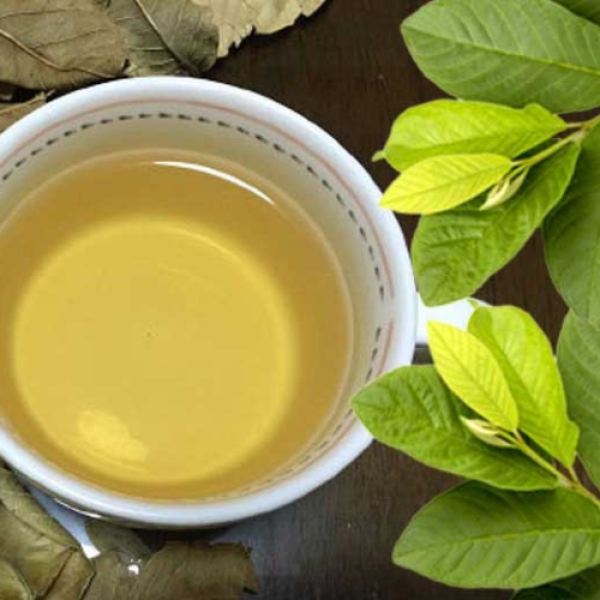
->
{"left": 402, "top": 0, "right": 600, "bottom": 113}
{"left": 381, "top": 154, "right": 512, "bottom": 214}
{"left": 557, "top": 311, "right": 600, "bottom": 489}
{"left": 545, "top": 128, "right": 600, "bottom": 325}
{"left": 469, "top": 305, "right": 579, "bottom": 467}
{"left": 415, "top": 144, "right": 580, "bottom": 305}
{"left": 353, "top": 366, "right": 557, "bottom": 490}
{"left": 514, "top": 565, "right": 600, "bottom": 599}
{"left": 428, "top": 322, "right": 519, "bottom": 431}
{"left": 380, "top": 101, "right": 566, "bottom": 171}
{"left": 394, "top": 483, "right": 600, "bottom": 589}
{"left": 552, "top": 0, "right": 600, "bottom": 25}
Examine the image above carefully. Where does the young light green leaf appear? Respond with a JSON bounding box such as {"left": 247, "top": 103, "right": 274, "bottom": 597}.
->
{"left": 428, "top": 322, "right": 519, "bottom": 431}
{"left": 557, "top": 311, "right": 600, "bottom": 490}
{"left": 469, "top": 305, "right": 579, "bottom": 467}
{"left": 481, "top": 168, "right": 529, "bottom": 210}
{"left": 552, "top": 0, "right": 600, "bottom": 25}
{"left": 379, "top": 101, "right": 566, "bottom": 171}
{"left": 514, "top": 565, "right": 600, "bottom": 600}
{"left": 415, "top": 144, "right": 580, "bottom": 306}
{"left": 381, "top": 154, "right": 512, "bottom": 215}
{"left": 0, "top": 559, "right": 31, "bottom": 600}
{"left": 394, "top": 483, "right": 600, "bottom": 590}
{"left": 353, "top": 366, "right": 557, "bottom": 491}
{"left": 460, "top": 418, "right": 515, "bottom": 449}
{"left": 402, "top": 0, "right": 600, "bottom": 113}
{"left": 545, "top": 127, "right": 600, "bottom": 325}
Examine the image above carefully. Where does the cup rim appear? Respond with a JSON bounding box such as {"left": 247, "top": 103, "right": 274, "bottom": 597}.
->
{"left": 0, "top": 77, "right": 417, "bottom": 527}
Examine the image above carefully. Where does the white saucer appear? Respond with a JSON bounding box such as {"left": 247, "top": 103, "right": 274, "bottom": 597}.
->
{"left": 27, "top": 486, "right": 99, "bottom": 558}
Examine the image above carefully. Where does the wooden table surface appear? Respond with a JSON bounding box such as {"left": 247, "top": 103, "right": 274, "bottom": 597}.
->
{"left": 187, "top": 1, "right": 566, "bottom": 598}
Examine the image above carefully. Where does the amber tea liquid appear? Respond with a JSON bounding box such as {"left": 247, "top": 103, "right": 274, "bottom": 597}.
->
{"left": 0, "top": 151, "right": 352, "bottom": 499}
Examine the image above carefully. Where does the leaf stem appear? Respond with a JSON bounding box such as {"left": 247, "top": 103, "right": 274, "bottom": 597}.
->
{"left": 582, "top": 112, "right": 600, "bottom": 134}
{"left": 513, "top": 131, "right": 582, "bottom": 170}
{"left": 568, "top": 466, "right": 582, "bottom": 485}
{"left": 512, "top": 432, "right": 571, "bottom": 487}
{"left": 511, "top": 113, "right": 600, "bottom": 175}
{"left": 511, "top": 433, "right": 600, "bottom": 510}
{"left": 572, "top": 481, "right": 600, "bottom": 510}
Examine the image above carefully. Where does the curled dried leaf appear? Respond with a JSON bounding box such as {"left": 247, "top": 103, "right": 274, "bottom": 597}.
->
{"left": 0, "top": 0, "right": 127, "bottom": 90}
{"left": 0, "top": 559, "right": 32, "bottom": 600}
{"left": 85, "top": 520, "right": 151, "bottom": 564}
{"left": 0, "top": 504, "right": 73, "bottom": 597}
{"left": 0, "top": 82, "right": 16, "bottom": 101}
{"left": 45, "top": 552, "right": 94, "bottom": 600}
{"left": 194, "top": 0, "right": 328, "bottom": 57}
{"left": 0, "top": 465, "right": 81, "bottom": 597}
{"left": 0, "top": 465, "right": 78, "bottom": 549}
{"left": 130, "top": 541, "right": 258, "bottom": 599}
{"left": 107, "top": 0, "right": 218, "bottom": 77}
{"left": 0, "top": 95, "right": 45, "bottom": 134}
{"left": 84, "top": 552, "right": 137, "bottom": 600}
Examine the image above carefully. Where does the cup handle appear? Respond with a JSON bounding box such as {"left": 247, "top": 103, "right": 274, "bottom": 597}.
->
{"left": 416, "top": 297, "right": 480, "bottom": 348}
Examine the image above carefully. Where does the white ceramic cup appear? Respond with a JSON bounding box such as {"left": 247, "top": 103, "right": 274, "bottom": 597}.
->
{"left": 0, "top": 78, "right": 473, "bottom": 529}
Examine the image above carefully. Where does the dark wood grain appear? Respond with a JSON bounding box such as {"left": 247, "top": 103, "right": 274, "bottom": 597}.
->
{"left": 169, "top": 1, "right": 567, "bottom": 598}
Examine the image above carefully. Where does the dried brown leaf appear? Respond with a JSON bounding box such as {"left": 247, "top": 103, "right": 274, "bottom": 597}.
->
{"left": 0, "top": 465, "right": 78, "bottom": 549}
{"left": 46, "top": 552, "right": 95, "bottom": 600}
{"left": 107, "top": 0, "right": 218, "bottom": 77}
{"left": 194, "top": 0, "right": 328, "bottom": 57}
{"left": 130, "top": 541, "right": 258, "bottom": 600}
{"left": 0, "top": 505, "right": 73, "bottom": 597}
{"left": 0, "top": 0, "right": 127, "bottom": 90}
{"left": 84, "top": 552, "right": 137, "bottom": 600}
{"left": 0, "top": 95, "right": 45, "bottom": 134}
{"left": 85, "top": 520, "right": 151, "bottom": 564}
{"left": 0, "top": 559, "right": 32, "bottom": 600}
{"left": 0, "top": 82, "right": 16, "bottom": 101}
{"left": 0, "top": 466, "right": 82, "bottom": 597}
